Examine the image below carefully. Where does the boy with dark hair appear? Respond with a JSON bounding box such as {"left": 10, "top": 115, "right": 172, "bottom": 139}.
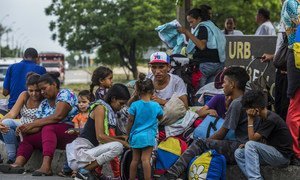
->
{"left": 235, "top": 90, "right": 293, "bottom": 179}
{"left": 161, "top": 67, "right": 253, "bottom": 179}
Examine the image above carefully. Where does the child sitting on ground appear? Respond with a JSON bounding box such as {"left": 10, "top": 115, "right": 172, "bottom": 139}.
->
{"left": 66, "top": 90, "right": 94, "bottom": 135}
{"left": 127, "top": 73, "right": 163, "bottom": 180}
{"left": 60, "top": 90, "right": 93, "bottom": 177}
{"left": 90, "top": 66, "right": 122, "bottom": 179}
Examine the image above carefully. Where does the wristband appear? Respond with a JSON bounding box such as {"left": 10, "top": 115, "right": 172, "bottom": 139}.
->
{"left": 248, "top": 125, "right": 254, "bottom": 127}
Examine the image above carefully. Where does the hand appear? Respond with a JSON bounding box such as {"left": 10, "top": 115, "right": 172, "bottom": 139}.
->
{"left": 121, "top": 135, "right": 128, "bottom": 141}
{"left": 208, "top": 109, "right": 218, "bottom": 117}
{"left": 132, "top": 85, "right": 139, "bottom": 97}
{"left": 177, "top": 26, "right": 187, "bottom": 34}
{"left": 246, "top": 108, "right": 259, "bottom": 118}
{"left": 0, "top": 122, "right": 9, "bottom": 133}
{"left": 65, "top": 129, "right": 75, "bottom": 135}
{"left": 122, "top": 141, "right": 130, "bottom": 148}
{"left": 15, "top": 126, "right": 21, "bottom": 135}
{"left": 261, "top": 53, "right": 274, "bottom": 62}
{"left": 239, "top": 144, "right": 245, "bottom": 148}
{"left": 19, "top": 123, "right": 36, "bottom": 134}
{"left": 151, "top": 95, "right": 166, "bottom": 106}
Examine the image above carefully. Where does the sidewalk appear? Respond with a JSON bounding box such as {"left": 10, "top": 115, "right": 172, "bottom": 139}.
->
{"left": 0, "top": 173, "right": 69, "bottom": 179}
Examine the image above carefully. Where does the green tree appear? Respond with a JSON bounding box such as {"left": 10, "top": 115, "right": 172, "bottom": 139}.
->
{"left": 192, "top": 0, "right": 281, "bottom": 34}
{"left": 45, "top": 0, "right": 176, "bottom": 78}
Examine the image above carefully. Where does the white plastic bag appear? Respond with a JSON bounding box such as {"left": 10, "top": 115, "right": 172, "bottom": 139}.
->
{"left": 160, "top": 95, "right": 187, "bottom": 126}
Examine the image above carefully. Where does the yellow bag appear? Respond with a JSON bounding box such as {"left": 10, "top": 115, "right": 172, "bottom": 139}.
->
{"left": 293, "top": 42, "right": 300, "bottom": 69}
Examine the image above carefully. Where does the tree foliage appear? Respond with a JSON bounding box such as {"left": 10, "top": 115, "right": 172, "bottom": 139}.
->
{"left": 0, "top": 24, "right": 16, "bottom": 57}
{"left": 45, "top": 0, "right": 176, "bottom": 78}
{"left": 46, "top": 0, "right": 282, "bottom": 78}
{"left": 192, "top": 0, "right": 282, "bottom": 34}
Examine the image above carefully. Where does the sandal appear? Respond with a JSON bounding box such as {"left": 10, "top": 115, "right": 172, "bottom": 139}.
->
{"left": 32, "top": 170, "right": 53, "bottom": 176}
{"left": 71, "top": 171, "right": 77, "bottom": 178}
{"left": 57, "top": 170, "right": 72, "bottom": 177}
{"left": 0, "top": 164, "right": 25, "bottom": 174}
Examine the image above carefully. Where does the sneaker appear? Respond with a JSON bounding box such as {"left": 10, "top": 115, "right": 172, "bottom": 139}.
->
{"left": 74, "top": 168, "right": 97, "bottom": 180}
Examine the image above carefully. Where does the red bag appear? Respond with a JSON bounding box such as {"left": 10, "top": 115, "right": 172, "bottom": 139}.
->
{"left": 191, "top": 70, "right": 202, "bottom": 90}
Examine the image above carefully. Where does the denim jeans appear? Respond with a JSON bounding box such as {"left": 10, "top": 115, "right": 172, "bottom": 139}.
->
{"left": 199, "top": 62, "right": 224, "bottom": 88}
{"left": 234, "top": 141, "right": 290, "bottom": 180}
{"left": 1, "top": 119, "right": 22, "bottom": 161}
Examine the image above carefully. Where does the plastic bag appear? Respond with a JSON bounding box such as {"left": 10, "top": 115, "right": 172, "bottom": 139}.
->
{"left": 160, "top": 95, "right": 187, "bottom": 126}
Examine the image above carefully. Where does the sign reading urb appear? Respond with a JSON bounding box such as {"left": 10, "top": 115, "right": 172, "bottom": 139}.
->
{"left": 225, "top": 35, "right": 277, "bottom": 97}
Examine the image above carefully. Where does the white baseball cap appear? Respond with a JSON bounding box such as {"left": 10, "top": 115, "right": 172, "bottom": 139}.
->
{"left": 149, "top": 52, "right": 170, "bottom": 64}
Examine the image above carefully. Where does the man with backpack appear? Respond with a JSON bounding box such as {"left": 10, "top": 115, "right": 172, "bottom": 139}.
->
{"left": 160, "top": 66, "right": 257, "bottom": 179}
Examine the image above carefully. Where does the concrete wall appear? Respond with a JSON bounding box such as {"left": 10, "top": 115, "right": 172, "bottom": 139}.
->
{"left": 1, "top": 142, "right": 299, "bottom": 179}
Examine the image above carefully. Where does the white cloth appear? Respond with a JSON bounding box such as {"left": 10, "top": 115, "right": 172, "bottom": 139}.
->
{"left": 255, "top": 21, "right": 276, "bottom": 35}
{"left": 164, "top": 110, "right": 198, "bottom": 137}
{"left": 66, "top": 137, "right": 123, "bottom": 170}
{"left": 275, "top": 22, "right": 286, "bottom": 54}
{"left": 222, "top": 29, "right": 244, "bottom": 35}
{"left": 148, "top": 73, "right": 187, "bottom": 101}
{"left": 196, "top": 82, "right": 224, "bottom": 105}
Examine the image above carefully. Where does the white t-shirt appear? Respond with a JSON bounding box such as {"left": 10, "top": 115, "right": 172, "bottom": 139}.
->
{"left": 255, "top": 21, "right": 276, "bottom": 35}
{"left": 275, "top": 22, "right": 286, "bottom": 54}
{"left": 222, "top": 29, "right": 244, "bottom": 35}
{"left": 148, "top": 73, "right": 187, "bottom": 101}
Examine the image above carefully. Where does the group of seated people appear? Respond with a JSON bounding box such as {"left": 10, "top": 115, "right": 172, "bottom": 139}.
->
{"left": 0, "top": 51, "right": 297, "bottom": 180}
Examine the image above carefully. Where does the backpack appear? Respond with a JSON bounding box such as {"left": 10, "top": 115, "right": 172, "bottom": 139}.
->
{"left": 188, "top": 150, "right": 226, "bottom": 180}
{"left": 155, "top": 137, "right": 188, "bottom": 175}
{"left": 120, "top": 149, "right": 149, "bottom": 180}
{"left": 193, "top": 115, "right": 235, "bottom": 140}
{"left": 294, "top": 25, "right": 300, "bottom": 69}
{"left": 273, "top": 32, "right": 288, "bottom": 71}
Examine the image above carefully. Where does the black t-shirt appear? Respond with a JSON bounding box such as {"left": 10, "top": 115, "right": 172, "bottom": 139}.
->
{"left": 257, "top": 111, "right": 294, "bottom": 158}
{"left": 193, "top": 26, "right": 220, "bottom": 64}
{"left": 80, "top": 116, "right": 98, "bottom": 147}
{"left": 223, "top": 96, "right": 260, "bottom": 144}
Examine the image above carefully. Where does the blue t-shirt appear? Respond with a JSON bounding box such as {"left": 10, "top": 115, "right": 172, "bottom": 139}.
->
{"left": 128, "top": 100, "right": 163, "bottom": 148}
{"left": 35, "top": 89, "right": 78, "bottom": 125}
{"left": 3, "top": 60, "right": 46, "bottom": 109}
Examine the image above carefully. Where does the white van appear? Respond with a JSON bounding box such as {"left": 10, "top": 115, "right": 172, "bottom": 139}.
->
{"left": 0, "top": 58, "right": 22, "bottom": 87}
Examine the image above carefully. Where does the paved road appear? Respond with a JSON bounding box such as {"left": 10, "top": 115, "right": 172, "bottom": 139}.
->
{"left": 64, "top": 69, "right": 91, "bottom": 85}
{"left": 0, "top": 173, "right": 70, "bottom": 180}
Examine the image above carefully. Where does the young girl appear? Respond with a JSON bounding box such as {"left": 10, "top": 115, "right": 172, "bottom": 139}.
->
{"left": 127, "top": 73, "right": 163, "bottom": 180}
{"left": 90, "top": 66, "right": 113, "bottom": 100}
{"left": 0, "top": 73, "right": 43, "bottom": 163}
{"left": 67, "top": 90, "right": 94, "bottom": 135}
{"left": 89, "top": 66, "right": 121, "bottom": 178}
{"left": 66, "top": 84, "right": 130, "bottom": 180}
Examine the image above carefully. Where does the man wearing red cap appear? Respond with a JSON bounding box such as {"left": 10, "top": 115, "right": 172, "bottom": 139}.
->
{"left": 148, "top": 52, "right": 188, "bottom": 108}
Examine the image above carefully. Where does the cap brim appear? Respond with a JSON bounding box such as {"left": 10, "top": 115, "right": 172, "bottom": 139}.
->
{"left": 149, "top": 60, "right": 169, "bottom": 64}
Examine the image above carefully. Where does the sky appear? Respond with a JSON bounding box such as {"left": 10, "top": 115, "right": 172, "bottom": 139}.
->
{"left": 0, "top": 0, "right": 68, "bottom": 55}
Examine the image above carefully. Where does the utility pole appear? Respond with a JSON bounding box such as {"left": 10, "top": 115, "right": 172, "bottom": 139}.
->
{"left": 176, "top": 0, "right": 191, "bottom": 30}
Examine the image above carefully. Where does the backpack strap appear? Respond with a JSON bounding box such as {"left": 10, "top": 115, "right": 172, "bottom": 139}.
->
{"left": 206, "top": 116, "right": 220, "bottom": 138}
